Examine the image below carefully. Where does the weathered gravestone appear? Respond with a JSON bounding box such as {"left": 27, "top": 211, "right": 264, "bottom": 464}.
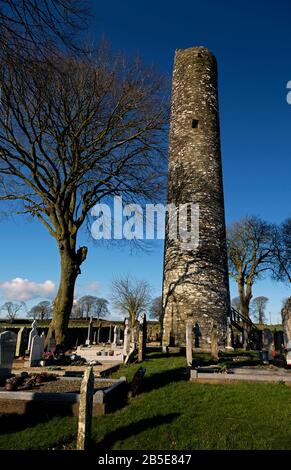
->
{"left": 185, "top": 319, "right": 193, "bottom": 366}
{"left": 138, "top": 314, "right": 147, "bottom": 362}
{"left": 113, "top": 325, "right": 118, "bottom": 346}
{"left": 77, "top": 366, "right": 94, "bottom": 450}
{"left": 116, "top": 326, "right": 121, "bottom": 345}
{"left": 15, "top": 327, "right": 29, "bottom": 357}
{"left": 0, "top": 331, "right": 17, "bottom": 378}
{"left": 123, "top": 319, "right": 130, "bottom": 356}
{"left": 93, "top": 331, "right": 97, "bottom": 345}
{"left": 86, "top": 316, "right": 93, "bottom": 346}
{"left": 29, "top": 333, "right": 45, "bottom": 366}
{"left": 262, "top": 328, "right": 273, "bottom": 361}
{"left": 131, "top": 324, "right": 139, "bottom": 347}
{"left": 128, "top": 366, "right": 146, "bottom": 398}
{"left": 47, "top": 335, "right": 57, "bottom": 354}
{"left": 225, "top": 317, "right": 233, "bottom": 350}
{"left": 27, "top": 320, "right": 38, "bottom": 353}
{"left": 211, "top": 323, "right": 219, "bottom": 361}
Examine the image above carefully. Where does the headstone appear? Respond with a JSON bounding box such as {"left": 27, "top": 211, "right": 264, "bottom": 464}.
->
{"left": 29, "top": 334, "right": 45, "bottom": 366}
{"left": 185, "top": 320, "right": 193, "bottom": 366}
{"left": 262, "top": 328, "right": 273, "bottom": 361}
{"left": 15, "top": 327, "right": 29, "bottom": 357}
{"left": 113, "top": 326, "right": 118, "bottom": 346}
{"left": 138, "top": 314, "right": 147, "bottom": 362}
{"left": 86, "top": 316, "right": 93, "bottom": 346}
{"left": 131, "top": 324, "right": 138, "bottom": 346}
{"left": 77, "top": 367, "right": 94, "bottom": 450}
{"left": 116, "top": 326, "right": 121, "bottom": 345}
{"left": 128, "top": 366, "right": 146, "bottom": 398}
{"left": 0, "top": 331, "right": 17, "bottom": 377}
{"left": 93, "top": 331, "right": 97, "bottom": 345}
{"left": 123, "top": 319, "right": 130, "bottom": 356}
{"left": 27, "top": 320, "right": 38, "bottom": 352}
{"left": 225, "top": 318, "right": 233, "bottom": 350}
{"left": 242, "top": 324, "right": 249, "bottom": 349}
{"left": 211, "top": 324, "right": 218, "bottom": 361}
{"left": 47, "top": 335, "right": 57, "bottom": 354}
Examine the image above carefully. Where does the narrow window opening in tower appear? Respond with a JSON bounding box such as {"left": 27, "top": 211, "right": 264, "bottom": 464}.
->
{"left": 192, "top": 119, "right": 199, "bottom": 128}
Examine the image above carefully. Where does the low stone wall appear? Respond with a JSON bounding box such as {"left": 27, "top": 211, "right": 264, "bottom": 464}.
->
{"left": 0, "top": 377, "right": 127, "bottom": 417}
{"left": 0, "top": 319, "right": 161, "bottom": 350}
{"left": 190, "top": 368, "right": 291, "bottom": 385}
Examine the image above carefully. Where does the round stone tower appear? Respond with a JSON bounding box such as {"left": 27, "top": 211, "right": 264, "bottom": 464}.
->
{"left": 162, "top": 46, "right": 230, "bottom": 349}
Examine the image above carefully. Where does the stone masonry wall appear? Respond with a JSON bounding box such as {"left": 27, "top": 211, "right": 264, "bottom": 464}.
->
{"left": 162, "top": 47, "right": 231, "bottom": 348}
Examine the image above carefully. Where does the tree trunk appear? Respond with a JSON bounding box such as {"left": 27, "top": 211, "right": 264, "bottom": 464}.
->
{"left": 47, "top": 244, "right": 87, "bottom": 347}
{"left": 238, "top": 276, "right": 252, "bottom": 319}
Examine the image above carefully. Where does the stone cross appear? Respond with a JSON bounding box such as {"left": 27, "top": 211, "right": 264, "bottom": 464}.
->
{"left": 29, "top": 333, "right": 45, "bottom": 366}
{"left": 15, "top": 327, "right": 29, "bottom": 357}
{"left": 211, "top": 323, "right": 219, "bottom": 361}
{"left": 27, "top": 320, "right": 38, "bottom": 352}
{"left": 185, "top": 320, "right": 193, "bottom": 366}
{"left": 0, "top": 331, "right": 17, "bottom": 377}
{"left": 77, "top": 366, "right": 94, "bottom": 450}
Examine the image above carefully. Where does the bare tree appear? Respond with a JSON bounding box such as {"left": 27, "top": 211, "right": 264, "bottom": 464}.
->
{"left": 251, "top": 296, "right": 269, "bottom": 324}
{"left": 231, "top": 297, "right": 241, "bottom": 313}
{"left": 0, "top": 49, "right": 168, "bottom": 345}
{"left": 111, "top": 276, "right": 152, "bottom": 329}
{"left": 72, "top": 296, "right": 110, "bottom": 320}
{"left": 272, "top": 218, "right": 291, "bottom": 284}
{"left": 0, "top": 0, "right": 89, "bottom": 60}
{"left": 1, "top": 301, "right": 26, "bottom": 321}
{"left": 150, "top": 295, "right": 163, "bottom": 331}
{"left": 28, "top": 300, "right": 52, "bottom": 320}
{"left": 227, "top": 216, "right": 276, "bottom": 318}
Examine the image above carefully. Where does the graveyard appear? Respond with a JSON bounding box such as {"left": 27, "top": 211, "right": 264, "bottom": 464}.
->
{"left": 0, "top": 312, "right": 291, "bottom": 450}
{"left": 0, "top": 351, "right": 291, "bottom": 450}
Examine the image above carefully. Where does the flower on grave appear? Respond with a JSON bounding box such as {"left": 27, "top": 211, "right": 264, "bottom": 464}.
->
{"left": 42, "top": 351, "right": 54, "bottom": 360}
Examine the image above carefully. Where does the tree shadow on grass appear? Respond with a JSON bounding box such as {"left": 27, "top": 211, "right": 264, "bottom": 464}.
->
{"left": 146, "top": 351, "right": 185, "bottom": 360}
{"left": 0, "top": 413, "right": 51, "bottom": 435}
{"left": 140, "top": 366, "right": 187, "bottom": 394}
{"left": 0, "top": 403, "right": 75, "bottom": 435}
{"left": 93, "top": 413, "right": 180, "bottom": 450}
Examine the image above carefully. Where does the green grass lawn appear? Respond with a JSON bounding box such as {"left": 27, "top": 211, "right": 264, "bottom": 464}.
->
{"left": 0, "top": 352, "right": 290, "bottom": 450}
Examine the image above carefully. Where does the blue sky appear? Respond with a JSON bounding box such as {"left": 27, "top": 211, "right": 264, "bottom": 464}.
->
{"left": 0, "top": 0, "right": 290, "bottom": 322}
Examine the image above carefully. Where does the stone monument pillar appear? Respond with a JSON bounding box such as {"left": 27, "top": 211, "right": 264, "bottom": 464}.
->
{"left": 162, "top": 46, "right": 230, "bottom": 349}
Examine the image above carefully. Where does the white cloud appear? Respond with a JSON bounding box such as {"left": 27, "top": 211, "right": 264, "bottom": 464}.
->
{"left": 85, "top": 281, "right": 101, "bottom": 292}
{"left": 0, "top": 277, "right": 56, "bottom": 301}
